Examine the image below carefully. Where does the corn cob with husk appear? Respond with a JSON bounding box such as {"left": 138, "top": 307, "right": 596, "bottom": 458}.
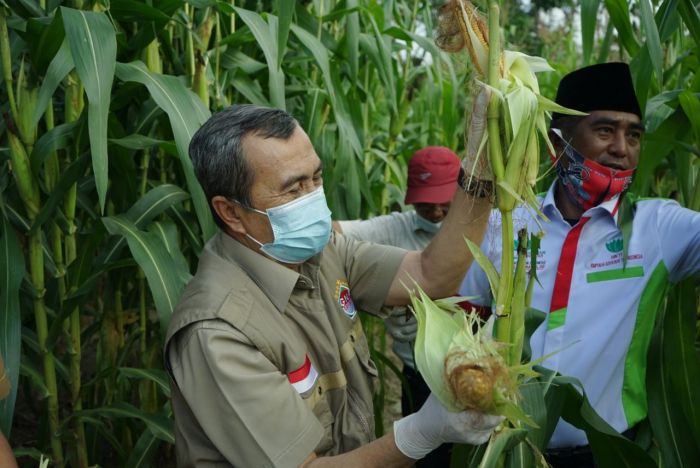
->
{"left": 436, "top": 0, "right": 584, "bottom": 213}
{"left": 409, "top": 287, "right": 538, "bottom": 426}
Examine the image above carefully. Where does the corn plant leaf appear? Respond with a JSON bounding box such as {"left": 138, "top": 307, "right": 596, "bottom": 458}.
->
{"left": 101, "top": 184, "right": 190, "bottom": 264}
{"left": 344, "top": 147, "right": 362, "bottom": 219}
{"left": 118, "top": 367, "right": 171, "bottom": 397}
{"left": 25, "top": 11, "right": 65, "bottom": 74}
{"left": 639, "top": 0, "right": 664, "bottom": 87}
{"left": 19, "top": 361, "right": 50, "bottom": 399}
{"left": 73, "top": 402, "right": 174, "bottom": 444}
{"left": 31, "top": 39, "right": 74, "bottom": 129}
{"left": 234, "top": 7, "right": 285, "bottom": 109}
{"left": 168, "top": 205, "right": 204, "bottom": 254}
{"left": 61, "top": 7, "right": 117, "bottom": 213}
{"left": 276, "top": 0, "right": 293, "bottom": 66}
{"left": 678, "top": 0, "right": 700, "bottom": 46}
{"left": 553, "top": 374, "right": 657, "bottom": 467}
{"left": 109, "top": 134, "right": 178, "bottom": 157}
{"left": 230, "top": 74, "right": 271, "bottom": 106}
{"left": 219, "top": 50, "right": 267, "bottom": 74}
{"left": 478, "top": 427, "right": 528, "bottom": 468}
{"left": 114, "top": 61, "right": 215, "bottom": 240}
{"left": 30, "top": 154, "right": 89, "bottom": 234}
{"left": 126, "top": 427, "right": 163, "bottom": 468}
{"left": 647, "top": 282, "right": 700, "bottom": 468}
{"left": 603, "top": 0, "right": 641, "bottom": 55}
{"left": 363, "top": 17, "right": 397, "bottom": 112}
{"left": 0, "top": 214, "right": 24, "bottom": 436}
{"left": 345, "top": 0, "right": 360, "bottom": 82}
{"left": 290, "top": 23, "right": 363, "bottom": 158}
{"left": 102, "top": 215, "right": 187, "bottom": 338}
{"left": 29, "top": 119, "right": 81, "bottom": 175}
{"left": 464, "top": 237, "right": 500, "bottom": 301}
{"left": 665, "top": 280, "right": 700, "bottom": 447}
{"left": 678, "top": 91, "right": 700, "bottom": 143}
{"left": 149, "top": 220, "right": 193, "bottom": 287}
{"left": 580, "top": 0, "right": 601, "bottom": 65}
{"left": 631, "top": 111, "right": 687, "bottom": 195}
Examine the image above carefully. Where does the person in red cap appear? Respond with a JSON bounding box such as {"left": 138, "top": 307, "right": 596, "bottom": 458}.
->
{"left": 334, "top": 146, "right": 462, "bottom": 467}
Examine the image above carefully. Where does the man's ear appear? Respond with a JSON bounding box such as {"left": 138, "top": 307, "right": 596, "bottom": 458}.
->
{"left": 212, "top": 196, "right": 246, "bottom": 235}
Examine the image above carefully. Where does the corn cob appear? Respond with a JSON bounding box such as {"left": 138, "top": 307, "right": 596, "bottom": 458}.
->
{"left": 437, "top": 0, "right": 583, "bottom": 214}
{"left": 409, "top": 287, "right": 538, "bottom": 426}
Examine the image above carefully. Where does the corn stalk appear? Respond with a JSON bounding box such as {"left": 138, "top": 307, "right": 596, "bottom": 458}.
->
{"left": 1, "top": 10, "right": 64, "bottom": 466}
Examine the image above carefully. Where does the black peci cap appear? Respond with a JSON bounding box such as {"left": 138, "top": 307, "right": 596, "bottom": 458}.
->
{"left": 551, "top": 62, "right": 642, "bottom": 124}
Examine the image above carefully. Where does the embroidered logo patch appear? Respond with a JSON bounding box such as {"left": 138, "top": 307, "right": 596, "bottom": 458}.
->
{"left": 335, "top": 280, "right": 357, "bottom": 318}
{"left": 605, "top": 237, "right": 623, "bottom": 253}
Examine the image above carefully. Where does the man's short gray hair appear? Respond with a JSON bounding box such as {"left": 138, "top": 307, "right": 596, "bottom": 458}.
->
{"left": 189, "top": 105, "right": 298, "bottom": 229}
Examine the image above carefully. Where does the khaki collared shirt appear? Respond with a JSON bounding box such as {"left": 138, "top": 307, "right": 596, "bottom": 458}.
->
{"left": 165, "top": 231, "right": 406, "bottom": 467}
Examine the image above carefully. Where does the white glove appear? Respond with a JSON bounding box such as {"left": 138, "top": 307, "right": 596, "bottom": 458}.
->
{"left": 384, "top": 308, "right": 417, "bottom": 343}
{"left": 393, "top": 393, "right": 503, "bottom": 460}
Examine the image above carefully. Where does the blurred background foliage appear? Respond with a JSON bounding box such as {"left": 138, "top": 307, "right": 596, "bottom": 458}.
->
{"left": 0, "top": 0, "right": 697, "bottom": 466}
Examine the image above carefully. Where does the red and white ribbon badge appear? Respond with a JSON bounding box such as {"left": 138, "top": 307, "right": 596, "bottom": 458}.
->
{"left": 288, "top": 354, "right": 318, "bottom": 394}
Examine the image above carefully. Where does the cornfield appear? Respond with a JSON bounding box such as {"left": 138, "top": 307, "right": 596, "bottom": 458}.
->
{"left": 0, "top": 0, "right": 697, "bottom": 467}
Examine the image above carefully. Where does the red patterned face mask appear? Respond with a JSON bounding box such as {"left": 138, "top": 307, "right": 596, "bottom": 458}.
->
{"left": 552, "top": 129, "right": 635, "bottom": 211}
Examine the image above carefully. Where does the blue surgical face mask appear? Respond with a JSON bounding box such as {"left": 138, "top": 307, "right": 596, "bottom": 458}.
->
{"left": 415, "top": 214, "right": 442, "bottom": 234}
{"left": 240, "top": 186, "right": 332, "bottom": 264}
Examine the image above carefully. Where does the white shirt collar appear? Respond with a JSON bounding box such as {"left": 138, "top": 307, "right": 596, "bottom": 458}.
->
{"left": 541, "top": 181, "right": 622, "bottom": 223}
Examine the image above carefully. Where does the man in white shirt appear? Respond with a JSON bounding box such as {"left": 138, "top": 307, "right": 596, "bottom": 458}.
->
{"left": 460, "top": 62, "right": 700, "bottom": 467}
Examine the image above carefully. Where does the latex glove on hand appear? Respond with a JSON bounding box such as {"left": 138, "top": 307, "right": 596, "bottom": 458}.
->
{"left": 384, "top": 308, "right": 417, "bottom": 343}
{"left": 393, "top": 393, "right": 504, "bottom": 460}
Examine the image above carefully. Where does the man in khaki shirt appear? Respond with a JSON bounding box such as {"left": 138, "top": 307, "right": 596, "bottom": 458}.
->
{"left": 165, "top": 105, "right": 500, "bottom": 467}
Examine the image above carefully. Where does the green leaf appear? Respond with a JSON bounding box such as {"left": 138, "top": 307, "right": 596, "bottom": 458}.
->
{"left": 647, "top": 281, "right": 700, "bottom": 467}
{"left": 0, "top": 214, "right": 24, "bottom": 436}
{"left": 290, "top": 23, "right": 363, "bottom": 158}
{"left": 276, "top": 0, "right": 293, "bottom": 66}
{"left": 126, "top": 428, "right": 163, "bottom": 468}
{"left": 665, "top": 281, "right": 700, "bottom": 447}
{"left": 638, "top": 0, "right": 664, "bottom": 87}
{"left": 362, "top": 16, "right": 396, "bottom": 112}
{"left": 30, "top": 154, "right": 89, "bottom": 233}
{"left": 554, "top": 374, "right": 657, "bottom": 467}
{"left": 61, "top": 7, "right": 117, "bottom": 213}
{"left": 73, "top": 402, "right": 174, "bottom": 444}
{"left": 344, "top": 147, "right": 361, "bottom": 219}
{"left": 31, "top": 39, "right": 74, "bottom": 129}
{"left": 580, "top": 0, "right": 601, "bottom": 65}
{"left": 114, "top": 61, "right": 215, "bottom": 241}
{"left": 102, "top": 215, "right": 187, "bottom": 338}
{"left": 464, "top": 237, "right": 500, "bottom": 301}
{"left": 603, "top": 0, "right": 641, "bottom": 55}
{"left": 234, "top": 7, "right": 285, "bottom": 109}
{"left": 29, "top": 120, "right": 81, "bottom": 175}
{"left": 149, "top": 220, "right": 193, "bottom": 287}
{"left": 678, "top": 91, "right": 700, "bottom": 144}
{"left": 102, "top": 184, "right": 190, "bottom": 263}
{"left": 118, "top": 367, "right": 171, "bottom": 396}
{"left": 109, "top": 134, "right": 178, "bottom": 157}
{"left": 678, "top": 0, "right": 700, "bottom": 47}
{"left": 479, "top": 427, "right": 528, "bottom": 468}
{"left": 345, "top": 0, "right": 360, "bottom": 82}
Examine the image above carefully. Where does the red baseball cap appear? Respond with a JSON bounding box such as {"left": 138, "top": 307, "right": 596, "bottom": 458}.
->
{"left": 404, "top": 146, "right": 461, "bottom": 205}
